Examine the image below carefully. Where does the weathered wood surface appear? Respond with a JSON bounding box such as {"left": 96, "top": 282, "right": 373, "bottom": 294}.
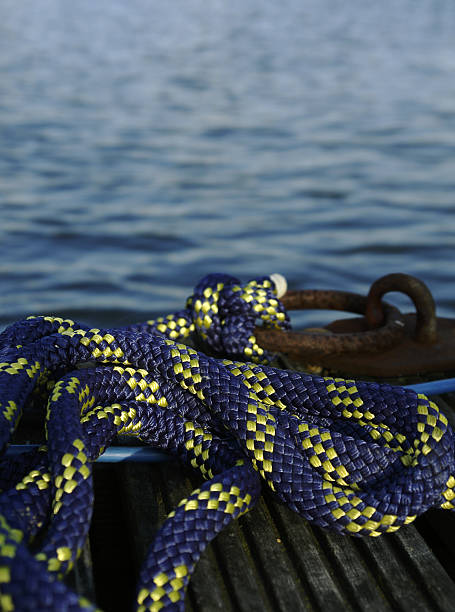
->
{"left": 71, "top": 390, "right": 455, "bottom": 611}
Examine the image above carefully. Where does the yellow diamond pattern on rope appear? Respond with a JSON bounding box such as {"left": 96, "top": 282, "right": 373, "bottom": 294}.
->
{"left": 0, "top": 521, "right": 20, "bottom": 568}
{"left": 116, "top": 406, "right": 142, "bottom": 435}
{"left": 25, "top": 361, "right": 41, "bottom": 378}
{"left": 137, "top": 564, "right": 189, "bottom": 612}
{"left": 56, "top": 326, "right": 124, "bottom": 361}
{"left": 0, "top": 514, "right": 24, "bottom": 605}
{"left": 50, "top": 379, "right": 65, "bottom": 403}
{"left": 78, "top": 330, "right": 125, "bottom": 361}
{"left": 324, "top": 377, "right": 412, "bottom": 455}
{"left": 52, "top": 438, "right": 90, "bottom": 516}
{"left": 15, "top": 469, "right": 50, "bottom": 492}
{"left": 150, "top": 314, "right": 195, "bottom": 341}
{"left": 81, "top": 403, "right": 143, "bottom": 436}
{"left": 29, "top": 315, "right": 76, "bottom": 333}
{"left": 321, "top": 481, "right": 416, "bottom": 536}
{"left": 189, "top": 282, "right": 224, "bottom": 340}
{"left": 222, "top": 361, "right": 286, "bottom": 409}
{"left": 1, "top": 401, "right": 19, "bottom": 423}
{"left": 298, "top": 422, "right": 352, "bottom": 486}
{"left": 325, "top": 378, "right": 369, "bottom": 418}
{"left": 65, "top": 377, "right": 80, "bottom": 394}
{"left": 170, "top": 347, "right": 205, "bottom": 400}
{"left": 401, "top": 396, "right": 449, "bottom": 468}
{"left": 441, "top": 475, "right": 455, "bottom": 510}
{"left": 245, "top": 401, "right": 276, "bottom": 488}
{"left": 175, "top": 482, "right": 253, "bottom": 516}
{"left": 0, "top": 357, "right": 29, "bottom": 376}
{"left": 238, "top": 279, "right": 285, "bottom": 328}
{"left": 243, "top": 335, "right": 265, "bottom": 361}
{"left": 113, "top": 366, "right": 168, "bottom": 406}
{"left": 35, "top": 549, "right": 75, "bottom": 575}
{"left": 78, "top": 384, "right": 95, "bottom": 415}
{"left": 184, "top": 421, "right": 214, "bottom": 478}
{"left": 0, "top": 516, "right": 22, "bottom": 547}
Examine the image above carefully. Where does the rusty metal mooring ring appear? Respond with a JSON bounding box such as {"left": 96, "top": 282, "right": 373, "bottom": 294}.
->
{"left": 254, "top": 286, "right": 407, "bottom": 358}
{"left": 365, "top": 273, "right": 437, "bottom": 345}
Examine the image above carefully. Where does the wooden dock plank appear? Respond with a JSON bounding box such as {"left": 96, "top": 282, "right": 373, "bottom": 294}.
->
{"left": 356, "top": 532, "right": 439, "bottom": 612}
{"left": 306, "top": 525, "right": 393, "bottom": 611}
{"left": 266, "top": 496, "right": 354, "bottom": 611}
{"left": 393, "top": 525, "right": 455, "bottom": 611}
{"left": 237, "top": 496, "right": 311, "bottom": 611}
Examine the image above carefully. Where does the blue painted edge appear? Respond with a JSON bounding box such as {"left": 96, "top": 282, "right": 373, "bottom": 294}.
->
{"left": 6, "top": 445, "right": 172, "bottom": 463}
{"left": 405, "top": 378, "right": 455, "bottom": 395}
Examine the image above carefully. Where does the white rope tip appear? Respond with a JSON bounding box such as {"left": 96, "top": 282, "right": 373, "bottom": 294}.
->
{"left": 270, "top": 273, "right": 287, "bottom": 298}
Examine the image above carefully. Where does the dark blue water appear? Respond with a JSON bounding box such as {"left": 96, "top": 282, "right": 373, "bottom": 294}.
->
{"left": 1, "top": 0, "right": 455, "bottom": 332}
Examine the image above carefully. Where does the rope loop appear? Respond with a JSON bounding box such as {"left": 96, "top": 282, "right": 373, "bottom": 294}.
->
{"left": 149, "top": 273, "right": 290, "bottom": 363}
{"left": 186, "top": 273, "right": 290, "bottom": 362}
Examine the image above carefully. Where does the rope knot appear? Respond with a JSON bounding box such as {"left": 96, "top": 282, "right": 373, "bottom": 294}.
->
{"left": 186, "top": 273, "right": 290, "bottom": 363}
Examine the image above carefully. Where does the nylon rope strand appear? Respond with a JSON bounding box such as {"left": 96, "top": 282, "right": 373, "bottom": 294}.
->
{"left": 0, "top": 273, "right": 454, "bottom": 612}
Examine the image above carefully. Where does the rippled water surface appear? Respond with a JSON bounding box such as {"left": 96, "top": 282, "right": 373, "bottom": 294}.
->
{"left": 1, "top": 0, "right": 455, "bottom": 331}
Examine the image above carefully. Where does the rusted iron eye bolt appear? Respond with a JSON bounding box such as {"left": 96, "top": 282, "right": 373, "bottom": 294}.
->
{"left": 254, "top": 273, "right": 454, "bottom": 377}
{"left": 255, "top": 277, "right": 407, "bottom": 357}
{"left": 365, "top": 273, "right": 437, "bottom": 345}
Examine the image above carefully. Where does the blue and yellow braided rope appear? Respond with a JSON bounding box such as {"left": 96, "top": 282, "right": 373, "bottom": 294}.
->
{"left": 0, "top": 273, "right": 454, "bottom": 611}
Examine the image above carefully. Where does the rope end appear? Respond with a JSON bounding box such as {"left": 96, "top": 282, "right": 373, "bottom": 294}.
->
{"left": 270, "top": 274, "right": 287, "bottom": 299}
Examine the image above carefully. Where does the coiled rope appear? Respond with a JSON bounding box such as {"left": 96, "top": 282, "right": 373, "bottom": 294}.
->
{"left": 0, "top": 273, "right": 454, "bottom": 611}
